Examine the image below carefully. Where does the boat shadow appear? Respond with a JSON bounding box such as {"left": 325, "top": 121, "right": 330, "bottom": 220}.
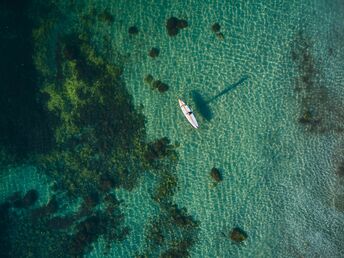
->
{"left": 191, "top": 75, "right": 248, "bottom": 121}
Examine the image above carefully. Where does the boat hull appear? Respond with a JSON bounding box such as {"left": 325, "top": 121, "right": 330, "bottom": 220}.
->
{"left": 178, "top": 99, "right": 199, "bottom": 129}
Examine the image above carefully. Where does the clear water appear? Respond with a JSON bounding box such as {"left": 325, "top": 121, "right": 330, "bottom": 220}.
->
{"left": 1, "top": 0, "right": 344, "bottom": 257}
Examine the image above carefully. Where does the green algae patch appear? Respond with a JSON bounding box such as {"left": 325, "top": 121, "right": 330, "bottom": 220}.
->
{"left": 140, "top": 203, "right": 200, "bottom": 258}
{"left": 230, "top": 227, "right": 248, "bottom": 243}
{"left": 0, "top": 188, "right": 129, "bottom": 257}
{"left": 37, "top": 34, "right": 147, "bottom": 197}
{"left": 22, "top": 1, "right": 200, "bottom": 257}
{"left": 139, "top": 137, "right": 200, "bottom": 257}
{"left": 291, "top": 31, "right": 344, "bottom": 133}
{"left": 28, "top": 16, "right": 147, "bottom": 254}
{"left": 98, "top": 11, "right": 114, "bottom": 24}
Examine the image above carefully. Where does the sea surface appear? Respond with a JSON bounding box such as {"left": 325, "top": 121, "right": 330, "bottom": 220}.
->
{"left": 1, "top": 0, "right": 344, "bottom": 257}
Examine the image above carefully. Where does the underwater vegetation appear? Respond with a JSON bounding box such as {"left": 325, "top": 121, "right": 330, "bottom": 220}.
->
{"left": 16, "top": 2, "right": 143, "bottom": 255}
{"left": 153, "top": 80, "right": 170, "bottom": 93}
{"left": 167, "top": 203, "right": 199, "bottom": 229}
{"left": 32, "top": 15, "right": 148, "bottom": 253}
{"left": 149, "top": 47, "right": 160, "bottom": 58}
{"left": 98, "top": 10, "right": 114, "bottom": 23}
{"left": 334, "top": 158, "right": 344, "bottom": 212}
{"left": 28, "top": 2, "right": 199, "bottom": 257}
{"left": 144, "top": 74, "right": 169, "bottom": 93}
{"left": 291, "top": 31, "right": 344, "bottom": 247}
{"left": 166, "top": 16, "right": 188, "bottom": 36}
{"left": 143, "top": 137, "right": 180, "bottom": 204}
{"left": 211, "top": 22, "right": 221, "bottom": 33}
{"left": 336, "top": 161, "right": 344, "bottom": 178}
{"left": 6, "top": 189, "right": 38, "bottom": 209}
{"left": 334, "top": 195, "right": 344, "bottom": 212}
{"left": 137, "top": 136, "right": 199, "bottom": 257}
{"left": 143, "top": 137, "right": 179, "bottom": 203}
{"left": 11, "top": 189, "right": 39, "bottom": 209}
{"left": 144, "top": 74, "right": 154, "bottom": 84}
{"left": 37, "top": 32, "right": 148, "bottom": 196}
{"left": 129, "top": 25, "right": 139, "bottom": 35}
{"left": 153, "top": 170, "right": 178, "bottom": 203}
{"left": 1, "top": 1, "right": 200, "bottom": 257}
{"left": 291, "top": 31, "right": 344, "bottom": 133}
{"left": 145, "top": 137, "right": 177, "bottom": 166}
{"left": 140, "top": 203, "right": 200, "bottom": 258}
{"left": 229, "top": 227, "right": 248, "bottom": 243}
{"left": 211, "top": 22, "right": 224, "bottom": 40}
{"left": 0, "top": 188, "right": 129, "bottom": 257}
{"left": 0, "top": 190, "right": 67, "bottom": 258}
{"left": 220, "top": 226, "right": 248, "bottom": 244}
{"left": 210, "top": 167, "right": 223, "bottom": 183}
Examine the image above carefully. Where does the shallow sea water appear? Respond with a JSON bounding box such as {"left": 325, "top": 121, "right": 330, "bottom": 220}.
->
{"left": 1, "top": 0, "right": 344, "bottom": 257}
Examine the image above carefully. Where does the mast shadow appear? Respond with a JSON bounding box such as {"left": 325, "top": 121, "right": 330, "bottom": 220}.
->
{"left": 191, "top": 75, "right": 248, "bottom": 121}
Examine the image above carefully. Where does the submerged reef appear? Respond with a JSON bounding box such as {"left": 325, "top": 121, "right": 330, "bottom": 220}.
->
{"left": 144, "top": 74, "right": 154, "bottom": 84}
{"left": 336, "top": 161, "right": 344, "bottom": 178}
{"left": 139, "top": 137, "right": 200, "bottom": 257}
{"left": 0, "top": 191, "right": 66, "bottom": 258}
{"left": 38, "top": 33, "right": 147, "bottom": 196}
{"left": 144, "top": 137, "right": 179, "bottom": 202}
{"left": 334, "top": 159, "right": 344, "bottom": 212}
{"left": 12, "top": 189, "right": 39, "bottom": 209}
{"left": 0, "top": 189, "right": 128, "bottom": 257}
{"left": 211, "top": 23, "right": 221, "bottom": 33}
{"left": 153, "top": 80, "right": 169, "bottom": 92}
{"left": 210, "top": 167, "right": 223, "bottom": 183}
{"left": 140, "top": 203, "right": 200, "bottom": 258}
{"left": 129, "top": 26, "right": 139, "bottom": 35}
{"left": 211, "top": 22, "right": 224, "bottom": 40}
{"left": 1, "top": 1, "right": 200, "bottom": 257}
{"left": 230, "top": 227, "right": 248, "bottom": 243}
{"left": 144, "top": 75, "right": 169, "bottom": 93}
{"left": 166, "top": 16, "right": 188, "bottom": 36}
{"left": 145, "top": 137, "right": 176, "bottom": 165}
{"left": 27, "top": 2, "right": 146, "bottom": 255}
{"left": 334, "top": 195, "right": 344, "bottom": 212}
{"left": 31, "top": 15, "right": 148, "bottom": 252}
{"left": 291, "top": 31, "right": 344, "bottom": 133}
{"left": 98, "top": 10, "right": 114, "bottom": 23}
{"left": 149, "top": 47, "right": 160, "bottom": 58}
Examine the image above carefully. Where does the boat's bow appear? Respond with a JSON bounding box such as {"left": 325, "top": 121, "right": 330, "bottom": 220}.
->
{"left": 178, "top": 99, "right": 199, "bottom": 129}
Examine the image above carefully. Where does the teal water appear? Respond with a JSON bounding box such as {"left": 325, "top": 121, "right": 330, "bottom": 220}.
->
{"left": 1, "top": 0, "right": 344, "bottom": 257}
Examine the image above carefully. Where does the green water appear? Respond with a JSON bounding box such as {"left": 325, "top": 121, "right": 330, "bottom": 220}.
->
{"left": 1, "top": 0, "right": 344, "bottom": 257}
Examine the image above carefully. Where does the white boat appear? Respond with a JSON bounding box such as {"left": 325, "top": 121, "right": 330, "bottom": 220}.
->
{"left": 178, "top": 99, "right": 199, "bottom": 129}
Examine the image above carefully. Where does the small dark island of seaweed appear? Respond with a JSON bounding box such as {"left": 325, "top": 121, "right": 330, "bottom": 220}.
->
{"left": 149, "top": 47, "right": 160, "bottom": 58}
{"left": 210, "top": 167, "right": 223, "bottom": 182}
{"left": 98, "top": 11, "right": 114, "bottom": 23}
{"left": 166, "top": 16, "right": 188, "bottom": 36}
{"left": 129, "top": 25, "right": 139, "bottom": 35}
{"left": 211, "top": 22, "right": 224, "bottom": 40}
{"left": 230, "top": 227, "right": 248, "bottom": 243}
{"left": 211, "top": 22, "right": 221, "bottom": 33}
{"left": 153, "top": 80, "right": 169, "bottom": 92}
{"left": 144, "top": 75, "right": 169, "bottom": 93}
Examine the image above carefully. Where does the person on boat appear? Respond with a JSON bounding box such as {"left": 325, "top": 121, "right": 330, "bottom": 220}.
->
{"left": 188, "top": 111, "right": 193, "bottom": 115}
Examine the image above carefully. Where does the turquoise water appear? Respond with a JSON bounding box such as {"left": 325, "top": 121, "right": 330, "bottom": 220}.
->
{"left": 1, "top": 0, "right": 344, "bottom": 257}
